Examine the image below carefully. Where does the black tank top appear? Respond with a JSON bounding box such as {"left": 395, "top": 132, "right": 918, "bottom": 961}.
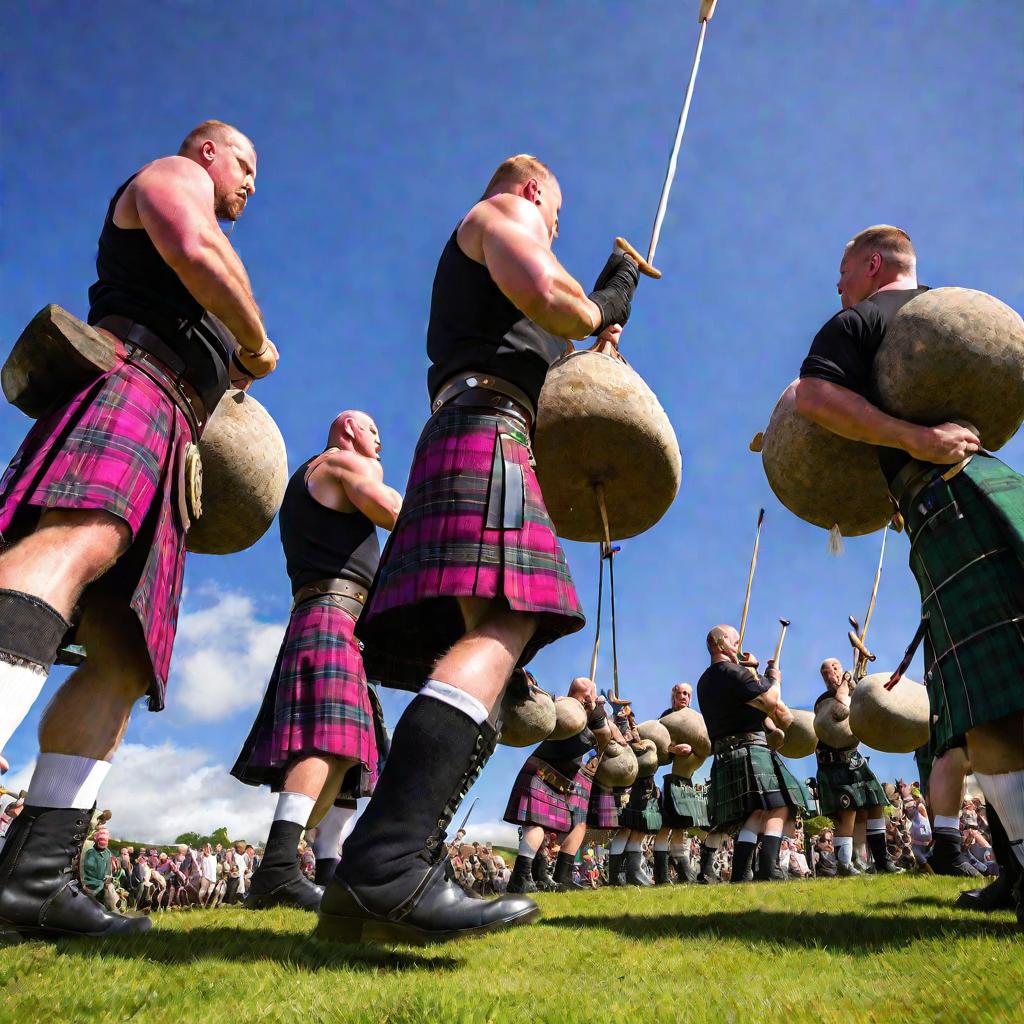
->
{"left": 280, "top": 457, "right": 381, "bottom": 595}
{"left": 426, "top": 229, "right": 566, "bottom": 407}
{"left": 87, "top": 176, "right": 234, "bottom": 410}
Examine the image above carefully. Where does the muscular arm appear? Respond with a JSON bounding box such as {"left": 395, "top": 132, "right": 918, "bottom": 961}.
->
{"left": 130, "top": 157, "right": 269, "bottom": 357}
{"left": 464, "top": 195, "right": 601, "bottom": 340}
{"left": 748, "top": 682, "right": 794, "bottom": 729}
{"left": 310, "top": 450, "right": 403, "bottom": 530}
{"left": 792, "top": 378, "right": 979, "bottom": 465}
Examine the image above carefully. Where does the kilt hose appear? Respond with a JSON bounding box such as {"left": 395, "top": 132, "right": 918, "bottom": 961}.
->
{"left": 661, "top": 773, "right": 710, "bottom": 830}
{"left": 815, "top": 753, "right": 889, "bottom": 816}
{"left": 503, "top": 756, "right": 592, "bottom": 833}
{"left": 707, "top": 743, "right": 812, "bottom": 831}
{"left": 587, "top": 782, "right": 627, "bottom": 830}
{"left": 231, "top": 596, "right": 384, "bottom": 800}
{"left": 357, "top": 405, "right": 584, "bottom": 690}
{"left": 895, "top": 454, "right": 1024, "bottom": 752}
{"left": 620, "top": 776, "right": 663, "bottom": 833}
{"left": 0, "top": 359, "right": 191, "bottom": 710}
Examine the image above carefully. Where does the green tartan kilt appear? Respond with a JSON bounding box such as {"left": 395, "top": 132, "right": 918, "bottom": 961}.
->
{"left": 900, "top": 455, "right": 1024, "bottom": 752}
{"left": 619, "top": 777, "right": 663, "bottom": 833}
{"left": 661, "top": 773, "right": 710, "bottom": 829}
{"left": 816, "top": 755, "right": 888, "bottom": 816}
{"left": 707, "top": 743, "right": 811, "bottom": 831}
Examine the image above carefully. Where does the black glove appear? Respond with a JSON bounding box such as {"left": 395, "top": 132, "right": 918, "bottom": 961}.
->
{"left": 587, "top": 251, "right": 639, "bottom": 334}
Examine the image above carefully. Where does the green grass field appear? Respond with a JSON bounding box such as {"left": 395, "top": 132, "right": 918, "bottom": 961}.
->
{"left": 2, "top": 875, "right": 1022, "bottom": 1024}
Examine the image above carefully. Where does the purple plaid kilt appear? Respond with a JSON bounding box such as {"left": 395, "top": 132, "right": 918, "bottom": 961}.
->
{"left": 0, "top": 360, "right": 189, "bottom": 710}
{"left": 569, "top": 769, "right": 593, "bottom": 828}
{"left": 586, "top": 782, "right": 623, "bottom": 830}
{"left": 358, "top": 406, "right": 585, "bottom": 689}
{"left": 231, "top": 597, "right": 381, "bottom": 798}
{"left": 503, "top": 756, "right": 574, "bottom": 832}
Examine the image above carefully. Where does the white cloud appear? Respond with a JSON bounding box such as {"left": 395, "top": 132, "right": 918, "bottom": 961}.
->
{"left": 461, "top": 820, "right": 521, "bottom": 849}
{"left": 171, "top": 586, "right": 287, "bottom": 722}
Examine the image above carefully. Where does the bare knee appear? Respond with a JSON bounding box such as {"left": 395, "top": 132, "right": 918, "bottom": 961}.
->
{"left": 967, "top": 714, "right": 1024, "bottom": 774}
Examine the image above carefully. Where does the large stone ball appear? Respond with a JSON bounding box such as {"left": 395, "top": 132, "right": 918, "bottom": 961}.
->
{"left": 778, "top": 709, "right": 818, "bottom": 759}
{"left": 814, "top": 697, "right": 858, "bottom": 750}
{"left": 760, "top": 382, "right": 891, "bottom": 537}
{"left": 186, "top": 390, "right": 289, "bottom": 555}
{"left": 874, "top": 288, "right": 1024, "bottom": 451}
{"left": 671, "top": 752, "right": 707, "bottom": 778}
{"left": 631, "top": 738, "right": 660, "bottom": 777}
{"left": 637, "top": 720, "right": 673, "bottom": 765}
{"left": 849, "top": 672, "right": 930, "bottom": 753}
{"left": 498, "top": 684, "right": 557, "bottom": 747}
{"left": 534, "top": 349, "right": 681, "bottom": 541}
{"left": 659, "top": 709, "right": 712, "bottom": 759}
{"left": 549, "top": 696, "right": 588, "bottom": 741}
{"left": 595, "top": 740, "right": 639, "bottom": 788}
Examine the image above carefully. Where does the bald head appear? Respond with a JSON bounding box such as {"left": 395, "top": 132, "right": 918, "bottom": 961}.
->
{"left": 820, "top": 657, "right": 844, "bottom": 692}
{"left": 481, "top": 153, "right": 561, "bottom": 243}
{"left": 567, "top": 676, "right": 595, "bottom": 703}
{"left": 707, "top": 624, "right": 738, "bottom": 653}
{"left": 328, "top": 410, "right": 381, "bottom": 460}
{"left": 837, "top": 224, "right": 917, "bottom": 308}
{"left": 178, "top": 119, "right": 254, "bottom": 160}
{"left": 177, "top": 120, "right": 257, "bottom": 222}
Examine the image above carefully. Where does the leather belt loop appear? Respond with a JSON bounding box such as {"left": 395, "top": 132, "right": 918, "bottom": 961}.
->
{"left": 291, "top": 577, "right": 369, "bottom": 613}
{"left": 430, "top": 372, "right": 536, "bottom": 430}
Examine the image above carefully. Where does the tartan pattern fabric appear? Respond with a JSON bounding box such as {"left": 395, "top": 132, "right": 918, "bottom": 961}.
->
{"left": 661, "top": 773, "right": 710, "bottom": 829}
{"left": 358, "top": 406, "right": 585, "bottom": 690}
{"left": 707, "top": 744, "right": 811, "bottom": 830}
{"left": 900, "top": 454, "right": 1024, "bottom": 751}
{"left": 569, "top": 768, "right": 593, "bottom": 828}
{"left": 620, "top": 775, "right": 663, "bottom": 833}
{"left": 816, "top": 757, "right": 889, "bottom": 816}
{"left": 0, "top": 360, "right": 189, "bottom": 710}
{"left": 231, "top": 597, "right": 381, "bottom": 798}
{"left": 586, "top": 783, "right": 623, "bottom": 830}
{"left": 502, "top": 756, "right": 573, "bottom": 832}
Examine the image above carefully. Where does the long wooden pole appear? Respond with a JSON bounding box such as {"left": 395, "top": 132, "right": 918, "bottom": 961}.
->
{"left": 737, "top": 508, "right": 765, "bottom": 654}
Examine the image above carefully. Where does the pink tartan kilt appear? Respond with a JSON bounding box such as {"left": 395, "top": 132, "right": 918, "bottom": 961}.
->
{"left": 231, "top": 598, "right": 382, "bottom": 798}
{"left": 503, "top": 757, "right": 573, "bottom": 833}
{"left": 358, "top": 406, "right": 585, "bottom": 690}
{"left": 0, "top": 360, "right": 190, "bottom": 710}
{"left": 586, "top": 782, "right": 624, "bottom": 830}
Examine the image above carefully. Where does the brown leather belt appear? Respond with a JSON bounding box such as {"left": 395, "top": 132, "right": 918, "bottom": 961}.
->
{"left": 431, "top": 372, "right": 535, "bottom": 431}
{"left": 291, "top": 577, "right": 369, "bottom": 616}
{"left": 96, "top": 315, "right": 209, "bottom": 439}
{"left": 527, "top": 756, "right": 576, "bottom": 795}
{"left": 887, "top": 456, "right": 973, "bottom": 514}
{"left": 713, "top": 731, "right": 768, "bottom": 754}
{"left": 816, "top": 746, "right": 864, "bottom": 767}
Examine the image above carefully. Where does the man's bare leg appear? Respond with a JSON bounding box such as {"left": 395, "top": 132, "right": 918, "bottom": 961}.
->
{"left": 925, "top": 746, "right": 977, "bottom": 876}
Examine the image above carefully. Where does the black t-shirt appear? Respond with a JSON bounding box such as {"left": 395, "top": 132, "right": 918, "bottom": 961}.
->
{"left": 798, "top": 287, "right": 929, "bottom": 482}
{"left": 696, "top": 661, "right": 772, "bottom": 743}
{"left": 533, "top": 706, "right": 607, "bottom": 776}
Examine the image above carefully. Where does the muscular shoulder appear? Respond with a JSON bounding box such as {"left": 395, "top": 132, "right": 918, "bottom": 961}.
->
{"left": 118, "top": 156, "right": 213, "bottom": 228}
{"left": 458, "top": 193, "right": 548, "bottom": 262}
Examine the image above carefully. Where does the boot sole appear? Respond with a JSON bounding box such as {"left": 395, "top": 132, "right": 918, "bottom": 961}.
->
{"left": 0, "top": 917, "right": 152, "bottom": 942}
{"left": 314, "top": 903, "right": 540, "bottom": 946}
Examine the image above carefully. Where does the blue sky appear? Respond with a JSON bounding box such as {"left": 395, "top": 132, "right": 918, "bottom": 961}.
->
{"left": 2, "top": 1, "right": 1022, "bottom": 843}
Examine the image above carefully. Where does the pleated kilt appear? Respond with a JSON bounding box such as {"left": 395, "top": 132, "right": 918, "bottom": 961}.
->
{"left": 707, "top": 743, "right": 812, "bottom": 831}
{"left": 587, "top": 782, "right": 629, "bottom": 830}
{"left": 0, "top": 360, "right": 190, "bottom": 710}
{"left": 358, "top": 406, "right": 585, "bottom": 690}
{"left": 231, "top": 597, "right": 384, "bottom": 799}
{"left": 895, "top": 455, "right": 1024, "bottom": 753}
{"left": 503, "top": 756, "right": 591, "bottom": 833}
{"left": 661, "top": 773, "right": 710, "bottom": 829}
{"left": 620, "top": 775, "right": 663, "bottom": 833}
{"left": 815, "top": 752, "right": 888, "bottom": 816}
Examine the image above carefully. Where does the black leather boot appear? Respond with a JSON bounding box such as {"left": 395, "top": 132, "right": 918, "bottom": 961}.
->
{"left": 315, "top": 857, "right": 339, "bottom": 887}
{"left": 607, "top": 852, "right": 624, "bottom": 886}
{"left": 696, "top": 844, "right": 719, "bottom": 884}
{"left": 867, "top": 832, "right": 904, "bottom": 874}
{"left": 534, "top": 851, "right": 564, "bottom": 892}
{"left": 624, "top": 851, "right": 653, "bottom": 886}
{"left": 731, "top": 840, "right": 756, "bottom": 883}
{"left": 755, "top": 835, "right": 787, "bottom": 881}
{"left": 507, "top": 855, "right": 539, "bottom": 894}
{"left": 653, "top": 851, "right": 672, "bottom": 885}
{"left": 245, "top": 820, "right": 324, "bottom": 911}
{"left": 0, "top": 805, "right": 151, "bottom": 940}
{"left": 317, "top": 697, "right": 538, "bottom": 944}
{"left": 930, "top": 829, "right": 981, "bottom": 877}
{"left": 552, "top": 851, "right": 583, "bottom": 890}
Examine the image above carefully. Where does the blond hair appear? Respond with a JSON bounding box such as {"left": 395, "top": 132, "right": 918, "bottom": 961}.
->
{"left": 178, "top": 120, "right": 253, "bottom": 157}
{"left": 845, "top": 224, "right": 916, "bottom": 273}
{"left": 481, "top": 154, "right": 553, "bottom": 198}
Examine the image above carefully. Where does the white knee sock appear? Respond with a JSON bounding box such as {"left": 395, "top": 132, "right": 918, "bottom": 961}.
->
{"left": 762, "top": 824, "right": 784, "bottom": 839}
{"left": 274, "top": 791, "right": 315, "bottom": 827}
{"left": 517, "top": 837, "right": 538, "bottom": 859}
{"left": 738, "top": 828, "right": 759, "bottom": 845}
{"left": 420, "top": 679, "right": 488, "bottom": 725}
{"left": 313, "top": 804, "right": 356, "bottom": 859}
{"left": 933, "top": 815, "right": 960, "bottom": 832}
{"left": 609, "top": 834, "right": 628, "bottom": 855}
{"left": 654, "top": 836, "right": 670, "bottom": 853}
{"left": 0, "top": 661, "right": 48, "bottom": 756}
{"left": 625, "top": 837, "right": 643, "bottom": 853}
{"left": 704, "top": 832, "right": 723, "bottom": 850}
{"left": 835, "top": 835, "right": 853, "bottom": 865}
{"left": 866, "top": 818, "right": 886, "bottom": 835}
{"left": 26, "top": 752, "right": 111, "bottom": 809}
{"left": 974, "top": 770, "right": 1024, "bottom": 869}
{"left": 670, "top": 843, "right": 689, "bottom": 860}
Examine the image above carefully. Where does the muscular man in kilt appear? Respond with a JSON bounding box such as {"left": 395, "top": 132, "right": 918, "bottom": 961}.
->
{"left": 504, "top": 676, "right": 609, "bottom": 893}
{"left": 653, "top": 683, "right": 708, "bottom": 884}
{"left": 231, "top": 410, "right": 401, "bottom": 910}
{"left": 0, "top": 121, "right": 277, "bottom": 941}
{"left": 794, "top": 225, "right": 1024, "bottom": 922}
{"left": 598, "top": 695, "right": 641, "bottom": 886}
{"left": 698, "top": 625, "right": 809, "bottom": 883}
{"left": 316, "top": 154, "right": 639, "bottom": 943}
{"left": 814, "top": 659, "right": 902, "bottom": 877}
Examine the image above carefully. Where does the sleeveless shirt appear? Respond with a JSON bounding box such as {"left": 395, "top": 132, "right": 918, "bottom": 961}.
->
{"left": 279, "top": 457, "right": 381, "bottom": 596}
{"left": 426, "top": 229, "right": 566, "bottom": 407}
{"left": 88, "top": 175, "right": 235, "bottom": 410}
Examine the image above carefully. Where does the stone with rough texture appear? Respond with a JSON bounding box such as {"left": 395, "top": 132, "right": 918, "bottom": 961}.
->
{"left": 186, "top": 390, "right": 289, "bottom": 555}
{"left": 534, "top": 349, "right": 681, "bottom": 541}
{"left": 671, "top": 752, "right": 707, "bottom": 778}
{"left": 595, "top": 740, "right": 638, "bottom": 787}
{"left": 548, "top": 697, "right": 588, "bottom": 741}
{"left": 659, "top": 708, "right": 712, "bottom": 759}
{"left": 632, "top": 738, "right": 660, "bottom": 778}
{"left": 779, "top": 708, "right": 818, "bottom": 759}
{"left": 498, "top": 684, "right": 557, "bottom": 748}
{"left": 637, "top": 719, "right": 673, "bottom": 765}
{"left": 849, "top": 672, "right": 930, "bottom": 753}
{"left": 814, "top": 697, "right": 858, "bottom": 750}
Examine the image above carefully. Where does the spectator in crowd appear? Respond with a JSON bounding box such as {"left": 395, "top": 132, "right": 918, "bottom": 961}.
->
{"left": 82, "top": 825, "right": 114, "bottom": 904}
{"left": 814, "top": 828, "right": 837, "bottom": 877}
{"left": 199, "top": 843, "right": 218, "bottom": 907}
{"left": 904, "top": 797, "right": 933, "bottom": 869}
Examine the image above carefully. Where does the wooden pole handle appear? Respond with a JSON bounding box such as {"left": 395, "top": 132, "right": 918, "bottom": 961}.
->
{"left": 614, "top": 237, "right": 662, "bottom": 279}
{"left": 699, "top": 0, "right": 719, "bottom": 22}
